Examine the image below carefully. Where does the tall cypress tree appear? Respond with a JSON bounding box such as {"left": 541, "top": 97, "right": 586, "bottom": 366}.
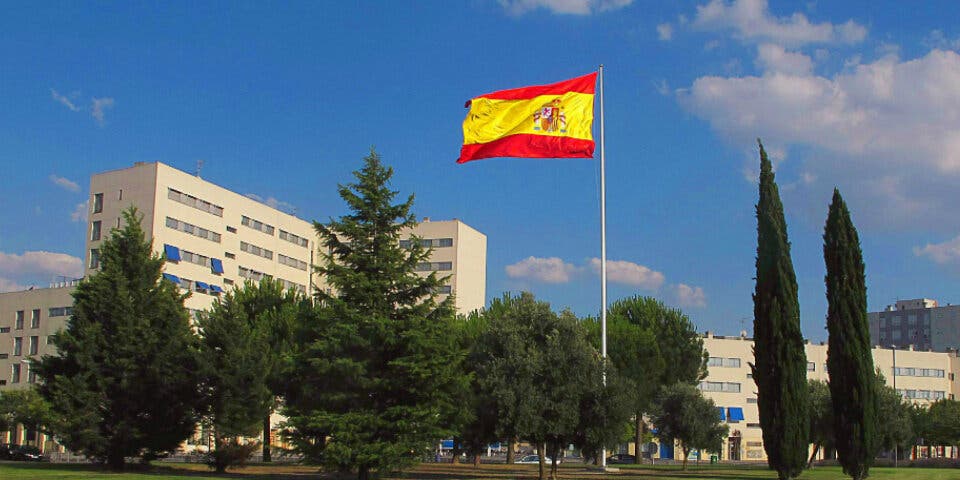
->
{"left": 752, "top": 140, "right": 808, "bottom": 480}
{"left": 37, "top": 207, "right": 201, "bottom": 469}
{"left": 824, "top": 189, "right": 878, "bottom": 480}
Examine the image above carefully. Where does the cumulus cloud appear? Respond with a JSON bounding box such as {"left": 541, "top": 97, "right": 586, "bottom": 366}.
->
{"left": 669, "top": 283, "right": 707, "bottom": 308}
{"left": 588, "top": 258, "right": 665, "bottom": 289}
{"left": 499, "top": 0, "right": 632, "bottom": 16}
{"left": 915, "top": 236, "right": 960, "bottom": 265}
{"left": 0, "top": 251, "right": 84, "bottom": 292}
{"left": 91, "top": 97, "right": 115, "bottom": 126}
{"left": 755, "top": 43, "right": 813, "bottom": 75}
{"left": 691, "top": 0, "right": 866, "bottom": 47}
{"left": 679, "top": 49, "right": 960, "bottom": 230}
{"left": 506, "top": 256, "right": 579, "bottom": 283}
{"left": 49, "top": 174, "right": 80, "bottom": 192}
{"left": 657, "top": 23, "right": 673, "bottom": 41}
{"left": 924, "top": 29, "right": 960, "bottom": 51}
{"left": 245, "top": 193, "right": 298, "bottom": 214}
{"left": 50, "top": 89, "right": 80, "bottom": 111}
{"left": 71, "top": 201, "right": 88, "bottom": 223}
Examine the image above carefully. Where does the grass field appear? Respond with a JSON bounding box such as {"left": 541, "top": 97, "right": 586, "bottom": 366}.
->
{"left": 0, "top": 461, "right": 957, "bottom": 480}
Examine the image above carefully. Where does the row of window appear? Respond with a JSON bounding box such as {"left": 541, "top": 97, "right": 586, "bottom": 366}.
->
{"left": 279, "top": 229, "right": 309, "bottom": 248}
{"left": 897, "top": 389, "right": 946, "bottom": 400}
{"left": 278, "top": 253, "right": 308, "bottom": 271}
{"left": 416, "top": 261, "right": 453, "bottom": 272}
{"left": 49, "top": 306, "right": 73, "bottom": 317}
{"left": 242, "top": 215, "right": 275, "bottom": 235}
{"left": 10, "top": 363, "right": 38, "bottom": 384}
{"left": 400, "top": 238, "right": 454, "bottom": 249}
{"left": 166, "top": 216, "right": 222, "bottom": 243}
{"left": 181, "top": 250, "right": 211, "bottom": 268}
{"left": 237, "top": 267, "right": 306, "bottom": 294}
{"left": 240, "top": 241, "right": 273, "bottom": 260}
{"left": 894, "top": 367, "right": 945, "bottom": 378}
{"left": 707, "top": 357, "right": 741, "bottom": 368}
{"left": 13, "top": 310, "right": 41, "bottom": 329}
{"left": 168, "top": 188, "right": 224, "bottom": 217}
{"left": 879, "top": 314, "right": 927, "bottom": 327}
{"left": 11, "top": 336, "right": 39, "bottom": 356}
{"left": 698, "top": 381, "right": 742, "bottom": 393}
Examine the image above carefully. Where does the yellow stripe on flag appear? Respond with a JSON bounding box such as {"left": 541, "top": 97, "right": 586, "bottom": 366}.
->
{"left": 462, "top": 92, "right": 594, "bottom": 145}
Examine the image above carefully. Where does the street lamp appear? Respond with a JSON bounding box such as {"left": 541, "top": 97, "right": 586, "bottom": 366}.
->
{"left": 890, "top": 344, "right": 898, "bottom": 468}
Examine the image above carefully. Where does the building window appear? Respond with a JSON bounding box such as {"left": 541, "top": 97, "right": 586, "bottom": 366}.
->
{"left": 226, "top": 226, "right": 237, "bottom": 233}
{"left": 92, "top": 193, "right": 103, "bottom": 214}
{"left": 747, "top": 398, "right": 758, "bottom": 403}
{"left": 240, "top": 241, "right": 273, "bottom": 260}
{"left": 279, "top": 230, "right": 309, "bottom": 247}
{"left": 49, "top": 306, "right": 74, "bottom": 317}
{"left": 166, "top": 217, "right": 222, "bottom": 243}
{"left": 31, "top": 309, "right": 39, "bottom": 328}
{"left": 278, "top": 254, "right": 308, "bottom": 271}
{"left": 167, "top": 188, "right": 223, "bottom": 217}
{"left": 238, "top": 266, "right": 272, "bottom": 282}
{"left": 435, "top": 285, "right": 453, "bottom": 294}
{"left": 225, "top": 252, "right": 235, "bottom": 259}
{"left": 416, "top": 261, "right": 453, "bottom": 272}
{"left": 698, "top": 381, "right": 741, "bottom": 393}
{"left": 747, "top": 423, "right": 761, "bottom": 428}
{"left": 90, "top": 249, "right": 101, "bottom": 269}
{"left": 28, "top": 366, "right": 37, "bottom": 384}
{"left": 11, "top": 364, "right": 20, "bottom": 383}
{"left": 29, "top": 336, "right": 38, "bottom": 355}
{"left": 91, "top": 220, "right": 102, "bottom": 241}
{"left": 241, "top": 216, "right": 275, "bottom": 235}
{"left": 807, "top": 362, "right": 816, "bottom": 371}
{"left": 401, "top": 237, "right": 454, "bottom": 249}
{"left": 708, "top": 357, "right": 741, "bottom": 368}
{"left": 14, "top": 337, "right": 23, "bottom": 356}
{"left": 15, "top": 310, "right": 24, "bottom": 330}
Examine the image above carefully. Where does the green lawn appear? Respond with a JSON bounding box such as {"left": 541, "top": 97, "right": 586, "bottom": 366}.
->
{"left": 0, "top": 462, "right": 957, "bottom": 480}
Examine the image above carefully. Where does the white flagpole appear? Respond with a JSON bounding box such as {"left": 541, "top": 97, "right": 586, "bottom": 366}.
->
{"left": 599, "top": 64, "right": 608, "bottom": 469}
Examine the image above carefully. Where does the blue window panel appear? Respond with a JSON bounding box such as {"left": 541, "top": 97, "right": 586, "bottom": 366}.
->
{"left": 162, "top": 273, "right": 180, "bottom": 284}
{"left": 164, "top": 244, "right": 181, "bottom": 262}
{"left": 195, "top": 281, "right": 210, "bottom": 290}
{"left": 440, "top": 439, "right": 454, "bottom": 449}
{"left": 211, "top": 258, "right": 224, "bottom": 274}
{"left": 728, "top": 407, "right": 745, "bottom": 421}
{"left": 209, "top": 285, "right": 224, "bottom": 294}
{"left": 717, "top": 406, "right": 726, "bottom": 421}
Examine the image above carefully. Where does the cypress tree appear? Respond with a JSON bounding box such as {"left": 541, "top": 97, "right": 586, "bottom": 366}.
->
{"left": 752, "top": 140, "right": 808, "bottom": 480}
{"left": 824, "top": 189, "right": 878, "bottom": 480}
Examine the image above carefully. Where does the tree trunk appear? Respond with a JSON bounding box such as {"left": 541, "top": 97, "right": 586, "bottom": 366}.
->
{"left": 262, "top": 414, "right": 272, "bottom": 462}
{"left": 681, "top": 447, "right": 689, "bottom": 471}
{"left": 214, "top": 435, "right": 227, "bottom": 473}
{"left": 635, "top": 413, "right": 644, "bottom": 464}
{"left": 451, "top": 436, "right": 462, "bottom": 464}
{"left": 538, "top": 442, "right": 546, "bottom": 480}
{"left": 807, "top": 443, "right": 820, "bottom": 468}
{"left": 358, "top": 464, "right": 370, "bottom": 480}
{"left": 473, "top": 452, "right": 481, "bottom": 467}
{"left": 107, "top": 451, "right": 126, "bottom": 471}
{"left": 506, "top": 438, "right": 516, "bottom": 464}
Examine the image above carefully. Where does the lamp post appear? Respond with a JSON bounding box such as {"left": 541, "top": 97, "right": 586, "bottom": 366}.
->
{"left": 891, "top": 344, "right": 898, "bottom": 468}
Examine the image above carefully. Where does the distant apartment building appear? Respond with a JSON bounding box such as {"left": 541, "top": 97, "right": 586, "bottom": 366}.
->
{"left": 868, "top": 298, "right": 960, "bottom": 352}
{"left": 642, "top": 332, "right": 960, "bottom": 463}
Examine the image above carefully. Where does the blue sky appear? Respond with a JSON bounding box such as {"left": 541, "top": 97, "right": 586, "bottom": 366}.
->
{"left": 3, "top": 0, "right": 960, "bottom": 341}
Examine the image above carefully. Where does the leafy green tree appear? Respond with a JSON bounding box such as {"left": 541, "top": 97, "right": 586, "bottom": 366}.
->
{"left": 602, "top": 296, "right": 706, "bottom": 463}
{"left": 752, "top": 140, "right": 808, "bottom": 480}
{"left": 876, "top": 378, "right": 914, "bottom": 459}
{"left": 36, "top": 207, "right": 202, "bottom": 469}
{"left": 807, "top": 380, "right": 834, "bottom": 467}
{"left": 649, "top": 383, "right": 728, "bottom": 471}
{"left": 824, "top": 188, "right": 878, "bottom": 480}
{"left": 198, "top": 280, "right": 300, "bottom": 472}
{"left": 0, "top": 387, "right": 56, "bottom": 446}
{"left": 282, "top": 150, "right": 463, "bottom": 480}
{"left": 455, "top": 311, "right": 498, "bottom": 467}
{"left": 573, "top": 361, "right": 633, "bottom": 465}
{"left": 926, "top": 399, "right": 960, "bottom": 448}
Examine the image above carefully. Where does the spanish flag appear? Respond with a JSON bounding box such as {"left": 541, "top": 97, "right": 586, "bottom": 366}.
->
{"left": 457, "top": 72, "right": 597, "bottom": 164}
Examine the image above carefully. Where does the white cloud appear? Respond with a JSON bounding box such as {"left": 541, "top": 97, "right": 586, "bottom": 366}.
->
{"left": 0, "top": 277, "right": 29, "bottom": 293}
{"left": 925, "top": 29, "right": 960, "bottom": 51}
{"left": 0, "top": 251, "right": 84, "bottom": 281}
{"left": 654, "top": 79, "right": 671, "bottom": 96}
{"left": 50, "top": 89, "right": 80, "bottom": 111}
{"left": 755, "top": 43, "right": 813, "bottom": 75}
{"left": 71, "top": 201, "right": 88, "bottom": 223}
{"left": 498, "top": 0, "right": 632, "bottom": 16}
{"left": 691, "top": 0, "right": 866, "bottom": 47}
{"left": 657, "top": 23, "right": 673, "bottom": 41}
{"left": 679, "top": 49, "right": 960, "bottom": 230}
{"left": 588, "top": 258, "right": 665, "bottom": 290}
{"left": 915, "top": 236, "right": 960, "bottom": 265}
{"left": 506, "top": 256, "right": 579, "bottom": 283}
{"left": 91, "top": 97, "right": 114, "bottom": 126}
{"left": 49, "top": 174, "right": 80, "bottom": 192}
{"left": 670, "top": 283, "right": 707, "bottom": 308}
{"left": 245, "top": 193, "right": 297, "bottom": 214}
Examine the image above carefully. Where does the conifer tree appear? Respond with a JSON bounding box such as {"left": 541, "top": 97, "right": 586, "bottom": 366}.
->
{"left": 824, "top": 189, "right": 878, "bottom": 480}
{"left": 37, "top": 207, "right": 201, "bottom": 469}
{"left": 283, "top": 149, "right": 464, "bottom": 480}
{"left": 752, "top": 140, "right": 808, "bottom": 480}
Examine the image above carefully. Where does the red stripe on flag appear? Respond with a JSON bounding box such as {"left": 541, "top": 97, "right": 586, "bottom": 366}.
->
{"left": 475, "top": 72, "right": 597, "bottom": 101}
{"left": 457, "top": 134, "right": 595, "bottom": 164}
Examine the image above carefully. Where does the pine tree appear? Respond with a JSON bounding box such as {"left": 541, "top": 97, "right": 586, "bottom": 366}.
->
{"left": 752, "top": 140, "right": 808, "bottom": 480}
{"left": 824, "top": 189, "right": 878, "bottom": 480}
{"left": 36, "top": 207, "right": 201, "bottom": 469}
{"left": 283, "top": 149, "right": 464, "bottom": 480}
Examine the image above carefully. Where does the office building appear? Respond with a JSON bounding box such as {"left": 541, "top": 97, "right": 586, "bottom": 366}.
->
{"left": 869, "top": 298, "right": 960, "bottom": 352}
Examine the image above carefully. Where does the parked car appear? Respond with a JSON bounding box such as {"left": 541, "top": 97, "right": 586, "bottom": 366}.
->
{"left": 0, "top": 443, "right": 16, "bottom": 460}
{"left": 606, "top": 453, "right": 636, "bottom": 464}
{"left": 515, "top": 454, "right": 559, "bottom": 464}
{"left": 10, "top": 445, "right": 45, "bottom": 462}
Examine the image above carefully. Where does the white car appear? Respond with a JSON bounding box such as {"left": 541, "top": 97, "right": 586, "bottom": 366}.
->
{"left": 515, "top": 454, "right": 559, "bottom": 464}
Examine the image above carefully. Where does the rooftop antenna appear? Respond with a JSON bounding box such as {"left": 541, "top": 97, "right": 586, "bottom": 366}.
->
{"left": 196, "top": 159, "right": 204, "bottom": 178}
